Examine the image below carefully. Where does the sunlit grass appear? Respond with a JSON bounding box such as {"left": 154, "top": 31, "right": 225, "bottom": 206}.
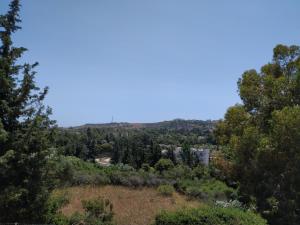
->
{"left": 54, "top": 185, "right": 202, "bottom": 225}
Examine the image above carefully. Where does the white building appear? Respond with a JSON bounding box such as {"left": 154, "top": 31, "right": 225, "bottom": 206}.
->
{"left": 163, "top": 147, "right": 210, "bottom": 166}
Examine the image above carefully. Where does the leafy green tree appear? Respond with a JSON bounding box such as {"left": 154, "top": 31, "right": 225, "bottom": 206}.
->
{"left": 0, "top": 0, "right": 55, "bottom": 222}
{"left": 148, "top": 140, "right": 161, "bottom": 166}
{"left": 181, "top": 142, "right": 193, "bottom": 167}
{"left": 155, "top": 158, "right": 174, "bottom": 174}
{"left": 215, "top": 44, "right": 300, "bottom": 225}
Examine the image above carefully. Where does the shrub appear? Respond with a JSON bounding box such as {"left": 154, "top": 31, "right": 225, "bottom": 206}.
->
{"left": 177, "top": 179, "right": 236, "bottom": 201}
{"left": 157, "top": 184, "right": 175, "bottom": 196}
{"left": 68, "top": 198, "right": 114, "bottom": 225}
{"left": 72, "top": 173, "right": 94, "bottom": 185}
{"left": 185, "top": 186, "right": 209, "bottom": 200}
{"left": 144, "top": 173, "right": 168, "bottom": 187}
{"left": 163, "top": 164, "right": 192, "bottom": 179}
{"left": 141, "top": 163, "right": 151, "bottom": 172}
{"left": 82, "top": 198, "right": 113, "bottom": 223}
{"left": 155, "top": 159, "right": 174, "bottom": 174}
{"left": 192, "top": 164, "right": 210, "bottom": 179}
{"left": 45, "top": 192, "right": 70, "bottom": 225}
{"left": 127, "top": 175, "right": 144, "bottom": 187}
{"left": 93, "top": 174, "right": 111, "bottom": 185}
{"left": 154, "top": 206, "right": 267, "bottom": 225}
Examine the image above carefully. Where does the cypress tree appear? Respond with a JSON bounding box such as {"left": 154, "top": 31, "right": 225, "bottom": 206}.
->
{"left": 0, "top": 0, "right": 55, "bottom": 222}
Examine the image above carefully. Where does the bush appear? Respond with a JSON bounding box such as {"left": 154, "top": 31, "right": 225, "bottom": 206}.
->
{"left": 82, "top": 198, "right": 114, "bottom": 224}
{"left": 70, "top": 198, "right": 114, "bottom": 225}
{"left": 155, "top": 159, "right": 174, "bottom": 174}
{"left": 144, "top": 173, "right": 168, "bottom": 187}
{"left": 185, "top": 186, "right": 209, "bottom": 200}
{"left": 157, "top": 184, "right": 175, "bottom": 196}
{"left": 163, "top": 164, "right": 192, "bottom": 179}
{"left": 177, "top": 179, "right": 236, "bottom": 201}
{"left": 94, "top": 174, "right": 111, "bottom": 185}
{"left": 141, "top": 163, "right": 151, "bottom": 172}
{"left": 45, "top": 192, "right": 70, "bottom": 225}
{"left": 154, "top": 206, "right": 267, "bottom": 225}
{"left": 127, "top": 175, "right": 144, "bottom": 187}
{"left": 192, "top": 164, "right": 210, "bottom": 179}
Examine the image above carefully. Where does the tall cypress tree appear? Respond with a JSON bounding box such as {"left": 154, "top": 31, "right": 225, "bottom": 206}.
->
{"left": 0, "top": 0, "right": 55, "bottom": 222}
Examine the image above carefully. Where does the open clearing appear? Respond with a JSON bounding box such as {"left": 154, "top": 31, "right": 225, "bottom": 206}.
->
{"left": 55, "top": 185, "right": 201, "bottom": 225}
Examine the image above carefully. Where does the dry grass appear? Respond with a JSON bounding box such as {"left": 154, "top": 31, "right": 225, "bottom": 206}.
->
{"left": 55, "top": 185, "right": 201, "bottom": 225}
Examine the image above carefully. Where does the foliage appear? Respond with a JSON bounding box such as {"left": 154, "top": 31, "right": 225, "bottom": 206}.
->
{"left": 177, "top": 179, "right": 236, "bottom": 201}
{"left": 192, "top": 164, "right": 210, "bottom": 179}
{"left": 46, "top": 194, "right": 114, "bottom": 225}
{"left": 157, "top": 184, "right": 175, "bottom": 196}
{"left": 69, "top": 198, "right": 114, "bottom": 225}
{"left": 52, "top": 156, "right": 171, "bottom": 187}
{"left": 54, "top": 119, "right": 215, "bottom": 168}
{"left": 0, "top": 0, "right": 55, "bottom": 222}
{"left": 45, "top": 192, "right": 70, "bottom": 225}
{"left": 215, "top": 200, "right": 244, "bottom": 209}
{"left": 81, "top": 198, "right": 114, "bottom": 225}
{"left": 154, "top": 206, "right": 267, "bottom": 225}
{"left": 155, "top": 159, "right": 174, "bottom": 174}
{"left": 162, "top": 164, "right": 193, "bottom": 180}
{"left": 215, "top": 44, "right": 300, "bottom": 225}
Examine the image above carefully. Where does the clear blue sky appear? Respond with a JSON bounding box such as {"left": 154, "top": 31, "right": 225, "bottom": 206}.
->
{"left": 1, "top": 0, "right": 300, "bottom": 126}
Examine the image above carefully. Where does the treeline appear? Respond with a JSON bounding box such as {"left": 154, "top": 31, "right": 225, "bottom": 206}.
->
{"left": 214, "top": 44, "right": 300, "bottom": 225}
{"left": 54, "top": 123, "right": 215, "bottom": 168}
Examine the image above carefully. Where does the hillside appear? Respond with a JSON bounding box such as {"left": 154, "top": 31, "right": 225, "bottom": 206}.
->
{"left": 70, "top": 119, "right": 217, "bottom": 132}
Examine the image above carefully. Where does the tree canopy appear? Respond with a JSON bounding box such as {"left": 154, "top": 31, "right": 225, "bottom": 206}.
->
{"left": 215, "top": 44, "right": 300, "bottom": 225}
{"left": 0, "top": 0, "right": 55, "bottom": 222}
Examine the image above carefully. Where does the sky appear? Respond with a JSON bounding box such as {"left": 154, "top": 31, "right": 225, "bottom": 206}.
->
{"left": 1, "top": 0, "right": 300, "bottom": 126}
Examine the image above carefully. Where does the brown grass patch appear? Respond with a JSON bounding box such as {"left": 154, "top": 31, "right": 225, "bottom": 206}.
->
{"left": 55, "top": 185, "right": 201, "bottom": 225}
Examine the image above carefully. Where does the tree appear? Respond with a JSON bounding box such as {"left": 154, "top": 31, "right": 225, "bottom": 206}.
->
{"left": 155, "top": 158, "right": 174, "bottom": 174}
{"left": 181, "top": 142, "right": 193, "bottom": 167}
{"left": 0, "top": 0, "right": 55, "bottom": 222}
{"left": 148, "top": 140, "right": 161, "bottom": 166}
{"left": 85, "top": 128, "right": 98, "bottom": 160}
{"left": 215, "top": 44, "right": 300, "bottom": 225}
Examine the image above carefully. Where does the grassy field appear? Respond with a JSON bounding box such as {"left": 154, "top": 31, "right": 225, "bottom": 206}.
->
{"left": 55, "top": 185, "right": 201, "bottom": 225}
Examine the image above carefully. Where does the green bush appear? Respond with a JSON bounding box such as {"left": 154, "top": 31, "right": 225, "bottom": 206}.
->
{"left": 163, "top": 164, "right": 193, "bottom": 179}
{"left": 45, "top": 192, "right": 70, "bottom": 225}
{"left": 154, "top": 206, "right": 267, "bottom": 225}
{"left": 69, "top": 198, "right": 114, "bottom": 225}
{"left": 155, "top": 159, "right": 174, "bottom": 174}
{"left": 82, "top": 198, "right": 114, "bottom": 224}
{"left": 192, "top": 164, "right": 210, "bottom": 179}
{"left": 177, "top": 179, "right": 236, "bottom": 201}
{"left": 157, "top": 184, "right": 175, "bottom": 196}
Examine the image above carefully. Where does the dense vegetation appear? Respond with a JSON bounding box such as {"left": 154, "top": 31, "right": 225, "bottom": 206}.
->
{"left": 0, "top": 0, "right": 55, "bottom": 222}
{"left": 53, "top": 119, "right": 215, "bottom": 168}
{"left": 1, "top": 1, "right": 299, "bottom": 225}
{"left": 214, "top": 44, "right": 300, "bottom": 225}
{"left": 154, "top": 207, "right": 267, "bottom": 225}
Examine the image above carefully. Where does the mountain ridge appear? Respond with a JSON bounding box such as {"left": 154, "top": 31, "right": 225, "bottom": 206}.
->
{"left": 69, "top": 119, "right": 218, "bottom": 131}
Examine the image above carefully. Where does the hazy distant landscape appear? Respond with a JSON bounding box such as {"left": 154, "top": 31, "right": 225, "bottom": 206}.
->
{"left": 72, "top": 119, "right": 217, "bottom": 130}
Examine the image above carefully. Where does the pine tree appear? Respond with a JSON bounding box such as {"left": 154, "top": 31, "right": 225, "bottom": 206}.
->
{"left": 0, "top": 0, "right": 55, "bottom": 222}
{"left": 215, "top": 44, "right": 300, "bottom": 225}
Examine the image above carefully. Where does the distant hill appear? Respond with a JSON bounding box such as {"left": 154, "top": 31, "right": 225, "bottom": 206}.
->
{"left": 70, "top": 119, "right": 218, "bottom": 132}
